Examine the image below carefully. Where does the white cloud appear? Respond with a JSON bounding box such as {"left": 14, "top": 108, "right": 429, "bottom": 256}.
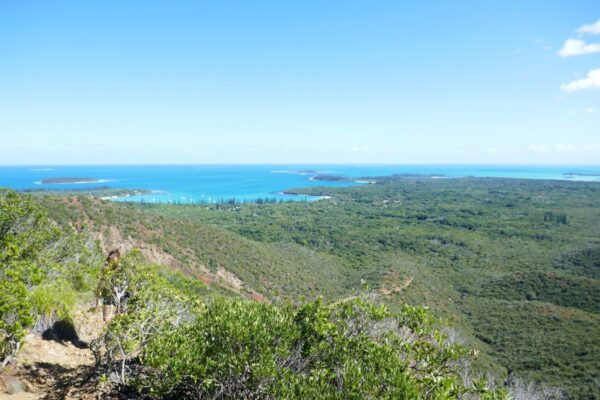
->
{"left": 529, "top": 143, "right": 594, "bottom": 153}
{"left": 581, "top": 144, "right": 600, "bottom": 151}
{"left": 560, "top": 69, "right": 600, "bottom": 92}
{"left": 555, "top": 143, "right": 576, "bottom": 152}
{"left": 529, "top": 144, "right": 550, "bottom": 152}
{"left": 558, "top": 39, "right": 600, "bottom": 57}
{"left": 584, "top": 107, "right": 595, "bottom": 113}
{"left": 576, "top": 19, "right": 600, "bottom": 35}
{"left": 529, "top": 143, "right": 600, "bottom": 154}
{"left": 351, "top": 146, "right": 372, "bottom": 153}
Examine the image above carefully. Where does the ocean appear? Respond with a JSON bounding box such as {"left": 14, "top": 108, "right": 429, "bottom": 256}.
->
{"left": 1, "top": 164, "right": 599, "bottom": 204}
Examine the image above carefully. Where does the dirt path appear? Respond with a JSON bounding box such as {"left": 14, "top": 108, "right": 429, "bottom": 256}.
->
{"left": 1, "top": 306, "right": 105, "bottom": 400}
{"left": 380, "top": 275, "right": 415, "bottom": 295}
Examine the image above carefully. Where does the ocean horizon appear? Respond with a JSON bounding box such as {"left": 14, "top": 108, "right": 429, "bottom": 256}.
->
{"left": 1, "top": 164, "right": 600, "bottom": 204}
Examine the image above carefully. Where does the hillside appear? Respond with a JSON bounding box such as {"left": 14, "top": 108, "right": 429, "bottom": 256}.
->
{"left": 0, "top": 177, "right": 589, "bottom": 398}
{"left": 31, "top": 177, "right": 600, "bottom": 398}
{"left": 1, "top": 187, "right": 515, "bottom": 399}
{"left": 37, "top": 195, "right": 350, "bottom": 302}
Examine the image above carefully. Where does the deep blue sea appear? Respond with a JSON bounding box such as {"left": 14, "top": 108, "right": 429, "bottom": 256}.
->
{"left": 1, "top": 165, "right": 600, "bottom": 204}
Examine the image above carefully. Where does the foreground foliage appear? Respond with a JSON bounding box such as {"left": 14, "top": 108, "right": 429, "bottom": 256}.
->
{"left": 141, "top": 296, "right": 509, "bottom": 399}
{"left": 92, "top": 249, "right": 206, "bottom": 384}
{"left": 95, "top": 267, "right": 506, "bottom": 400}
{"left": 0, "top": 189, "right": 100, "bottom": 366}
{"left": 83, "top": 248, "right": 508, "bottom": 398}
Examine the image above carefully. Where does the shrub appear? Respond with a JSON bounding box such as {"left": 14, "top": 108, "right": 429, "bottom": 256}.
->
{"left": 138, "top": 295, "right": 507, "bottom": 399}
{"left": 92, "top": 251, "right": 203, "bottom": 384}
{"left": 0, "top": 190, "right": 60, "bottom": 365}
{"left": 0, "top": 189, "right": 99, "bottom": 366}
{"left": 29, "top": 279, "right": 77, "bottom": 321}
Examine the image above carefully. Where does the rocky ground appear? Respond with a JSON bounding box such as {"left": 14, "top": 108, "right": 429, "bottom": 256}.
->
{"left": 1, "top": 305, "right": 109, "bottom": 400}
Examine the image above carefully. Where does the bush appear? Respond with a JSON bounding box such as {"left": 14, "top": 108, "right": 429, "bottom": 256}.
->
{"left": 138, "top": 295, "right": 506, "bottom": 399}
{"left": 92, "top": 252, "right": 203, "bottom": 384}
{"left": 0, "top": 189, "right": 100, "bottom": 366}
{"left": 0, "top": 190, "right": 60, "bottom": 365}
{"left": 30, "top": 279, "right": 77, "bottom": 321}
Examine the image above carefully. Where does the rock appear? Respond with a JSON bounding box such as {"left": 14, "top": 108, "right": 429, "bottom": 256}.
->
{"left": 1, "top": 375, "right": 23, "bottom": 394}
{"left": 31, "top": 312, "right": 61, "bottom": 336}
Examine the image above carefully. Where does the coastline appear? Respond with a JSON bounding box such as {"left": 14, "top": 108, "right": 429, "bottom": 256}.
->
{"left": 35, "top": 178, "right": 114, "bottom": 185}
{"left": 3, "top": 165, "right": 600, "bottom": 206}
{"left": 276, "top": 191, "right": 332, "bottom": 200}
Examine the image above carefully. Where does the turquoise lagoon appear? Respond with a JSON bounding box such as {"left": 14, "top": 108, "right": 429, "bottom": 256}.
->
{"left": 1, "top": 165, "right": 600, "bottom": 204}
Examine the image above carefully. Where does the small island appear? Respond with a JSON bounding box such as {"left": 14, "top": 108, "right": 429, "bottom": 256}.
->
{"left": 358, "top": 173, "right": 445, "bottom": 183}
{"left": 311, "top": 174, "right": 354, "bottom": 182}
{"left": 563, "top": 172, "right": 600, "bottom": 177}
{"left": 393, "top": 173, "right": 445, "bottom": 178}
{"left": 41, "top": 177, "right": 100, "bottom": 184}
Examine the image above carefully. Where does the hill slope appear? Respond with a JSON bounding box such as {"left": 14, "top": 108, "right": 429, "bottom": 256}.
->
{"left": 34, "top": 177, "right": 600, "bottom": 398}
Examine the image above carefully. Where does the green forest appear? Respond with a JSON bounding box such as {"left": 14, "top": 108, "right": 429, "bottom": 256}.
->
{"left": 2, "top": 177, "right": 599, "bottom": 399}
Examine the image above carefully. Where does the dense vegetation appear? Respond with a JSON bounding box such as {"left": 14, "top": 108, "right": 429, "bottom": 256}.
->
{"left": 0, "top": 189, "right": 100, "bottom": 366}
{"left": 2, "top": 188, "right": 510, "bottom": 399}
{"left": 137, "top": 296, "right": 505, "bottom": 399}
{"left": 4, "top": 176, "right": 600, "bottom": 398}
{"left": 91, "top": 253, "right": 507, "bottom": 399}
{"left": 118, "top": 177, "right": 599, "bottom": 398}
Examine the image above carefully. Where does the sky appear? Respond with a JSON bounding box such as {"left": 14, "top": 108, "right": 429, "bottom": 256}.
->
{"left": 1, "top": 1, "right": 599, "bottom": 165}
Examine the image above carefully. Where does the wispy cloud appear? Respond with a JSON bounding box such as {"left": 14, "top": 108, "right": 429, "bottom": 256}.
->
{"left": 581, "top": 144, "right": 600, "bottom": 151}
{"left": 568, "top": 107, "right": 596, "bottom": 115}
{"left": 529, "top": 144, "right": 550, "bottom": 153}
{"left": 529, "top": 143, "right": 600, "bottom": 153}
{"left": 576, "top": 19, "right": 600, "bottom": 35}
{"left": 554, "top": 143, "right": 576, "bottom": 152}
{"left": 533, "top": 38, "right": 551, "bottom": 51}
{"left": 558, "top": 39, "right": 600, "bottom": 57}
{"left": 560, "top": 69, "right": 600, "bottom": 92}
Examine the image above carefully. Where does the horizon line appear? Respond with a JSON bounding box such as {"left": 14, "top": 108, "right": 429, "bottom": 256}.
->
{"left": 2, "top": 163, "right": 600, "bottom": 167}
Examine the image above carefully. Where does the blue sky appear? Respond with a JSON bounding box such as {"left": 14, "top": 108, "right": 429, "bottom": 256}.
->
{"left": 1, "top": 1, "right": 599, "bottom": 164}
